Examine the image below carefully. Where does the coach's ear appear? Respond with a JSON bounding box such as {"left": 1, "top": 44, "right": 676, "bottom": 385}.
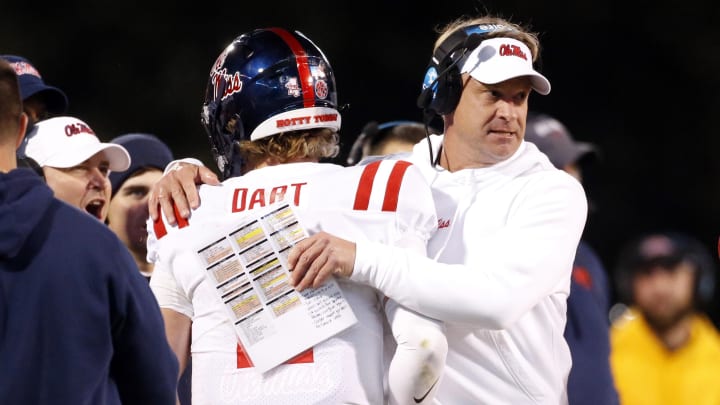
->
{"left": 15, "top": 112, "right": 28, "bottom": 149}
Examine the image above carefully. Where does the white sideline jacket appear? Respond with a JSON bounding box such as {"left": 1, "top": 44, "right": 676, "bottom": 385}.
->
{"left": 352, "top": 135, "right": 588, "bottom": 404}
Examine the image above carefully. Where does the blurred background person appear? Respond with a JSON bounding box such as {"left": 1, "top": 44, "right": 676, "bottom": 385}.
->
{"left": 0, "top": 54, "right": 68, "bottom": 128}
{"left": 524, "top": 112, "right": 597, "bottom": 183}
{"left": 1, "top": 54, "right": 69, "bottom": 177}
{"left": 524, "top": 112, "right": 619, "bottom": 404}
{"left": 610, "top": 231, "right": 720, "bottom": 405}
{"left": 21, "top": 115, "right": 130, "bottom": 221}
{"left": 345, "top": 120, "right": 435, "bottom": 165}
{"left": 108, "top": 133, "right": 174, "bottom": 279}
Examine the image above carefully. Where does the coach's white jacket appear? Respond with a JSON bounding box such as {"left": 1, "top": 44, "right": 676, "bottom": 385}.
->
{"left": 352, "top": 135, "right": 587, "bottom": 404}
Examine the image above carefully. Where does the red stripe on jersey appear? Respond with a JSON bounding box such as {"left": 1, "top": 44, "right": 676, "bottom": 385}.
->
{"left": 269, "top": 28, "right": 314, "bottom": 108}
{"left": 236, "top": 343, "right": 254, "bottom": 368}
{"left": 236, "top": 344, "right": 313, "bottom": 369}
{"left": 353, "top": 161, "right": 381, "bottom": 210}
{"left": 382, "top": 160, "right": 412, "bottom": 212}
{"left": 287, "top": 348, "right": 314, "bottom": 364}
{"left": 174, "top": 204, "right": 189, "bottom": 229}
{"left": 152, "top": 203, "right": 188, "bottom": 240}
{"left": 153, "top": 217, "right": 167, "bottom": 240}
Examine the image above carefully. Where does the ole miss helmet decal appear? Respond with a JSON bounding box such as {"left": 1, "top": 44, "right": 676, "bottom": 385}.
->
{"left": 315, "top": 79, "right": 328, "bottom": 99}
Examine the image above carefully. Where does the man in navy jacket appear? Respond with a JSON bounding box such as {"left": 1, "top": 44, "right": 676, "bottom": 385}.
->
{"left": 0, "top": 58, "right": 178, "bottom": 404}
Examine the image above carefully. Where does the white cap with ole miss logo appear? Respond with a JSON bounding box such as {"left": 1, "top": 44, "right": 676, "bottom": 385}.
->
{"left": 460, "top": 37, "right": 551, "bottom": 95}
{"left": 23, "top": 116, "right": 130, "bottom": 171}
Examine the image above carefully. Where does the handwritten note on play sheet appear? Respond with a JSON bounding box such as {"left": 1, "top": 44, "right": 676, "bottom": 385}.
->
{"left": 195, "top": 203, "right": 357, "bottom": 372}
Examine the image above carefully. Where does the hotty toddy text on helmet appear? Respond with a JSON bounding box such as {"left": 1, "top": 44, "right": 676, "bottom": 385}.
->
{"left": 276, "top": 113, "right": 338, "bottom": 129}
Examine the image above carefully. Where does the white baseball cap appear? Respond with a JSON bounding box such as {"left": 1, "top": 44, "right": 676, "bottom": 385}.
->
{"left": 24, "top": 116, "right": 130, "bottom": 171}
{"left": 460, "top": 37, "right": 551, "bottom": 95}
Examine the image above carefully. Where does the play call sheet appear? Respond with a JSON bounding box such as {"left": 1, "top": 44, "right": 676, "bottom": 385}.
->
{"left": 195, "top": 203, "right": 357, "bottom": 372}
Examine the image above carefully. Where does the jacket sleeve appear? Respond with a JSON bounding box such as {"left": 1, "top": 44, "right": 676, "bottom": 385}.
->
{"left": 108, "top": 240, "right": 179, "bottom": 404}
{"left": 351, "top": 174, "right": 587, "bottom": 328}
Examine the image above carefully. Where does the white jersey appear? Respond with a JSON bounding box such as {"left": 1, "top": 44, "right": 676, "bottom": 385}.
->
{"left": 148, "top": 160, "right": 436, "bottom": 405}
{"left": 351, "top": 135, "right": 588, "bottom": 404}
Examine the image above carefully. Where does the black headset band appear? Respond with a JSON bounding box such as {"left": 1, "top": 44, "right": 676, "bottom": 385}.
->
{"left": 433, "top": 24, "right": 510, "bottom": 63}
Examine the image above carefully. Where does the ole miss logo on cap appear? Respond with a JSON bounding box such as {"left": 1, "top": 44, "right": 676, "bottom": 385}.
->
{"left": 9, "top": 61, "right": 42, "bottom": 78}
{"left": 64, "top": 121, "right": 95, "bottom": 137}
{"left": 499, "top": 43, "right": 528, "bottom": 61}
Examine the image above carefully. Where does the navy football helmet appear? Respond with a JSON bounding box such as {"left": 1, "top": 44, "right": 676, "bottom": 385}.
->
{"left": 201, "top": 27, "right": 341, "bottom": 179}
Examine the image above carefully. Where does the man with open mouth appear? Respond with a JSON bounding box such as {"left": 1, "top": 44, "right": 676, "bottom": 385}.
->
{"left": 21, "top": 115, "right": 130, "bottom": 222}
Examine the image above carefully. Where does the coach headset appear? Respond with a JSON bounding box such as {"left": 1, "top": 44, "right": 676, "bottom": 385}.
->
{"left": 416, "top": 23, "right": 513, "bottom": 118}
{"left": 414, "top": 23, "right": 513, "bottom": 163}
{"left": 614, "top": 231, "right": 717, "bottom": 310}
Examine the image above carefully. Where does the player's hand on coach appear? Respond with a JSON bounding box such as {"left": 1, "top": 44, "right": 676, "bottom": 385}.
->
{"left": 289, "top": 232, "right": 357, "bottom": 291}
{"left": 148, "top": 161, "right": 219, "bottom": 225}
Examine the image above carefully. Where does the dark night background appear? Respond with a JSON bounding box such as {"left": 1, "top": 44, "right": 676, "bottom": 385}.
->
{"left": 3, "top": 1, "right": 720, "bottom": 318}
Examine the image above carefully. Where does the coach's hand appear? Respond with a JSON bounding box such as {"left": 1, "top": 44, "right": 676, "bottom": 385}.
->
{"left": 148, "top": 161, "right": 220, "bottom": 225}
{"left": 288, "top": 232, "right": 357, "bottom": 291}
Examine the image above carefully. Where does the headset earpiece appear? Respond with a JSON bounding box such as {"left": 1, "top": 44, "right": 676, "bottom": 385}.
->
{"left": 417, "top": 24, "right": 509, "bottom": 117}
